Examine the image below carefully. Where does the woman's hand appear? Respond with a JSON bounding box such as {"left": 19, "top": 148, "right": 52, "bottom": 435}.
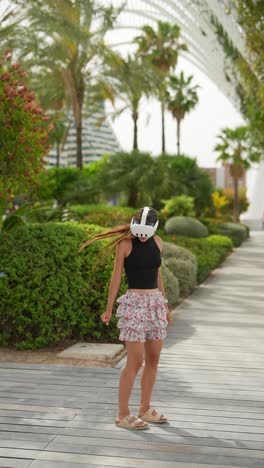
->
{"left": 100, "top": 311, "right": 112, "bottom": 326}
{"left": 166, "top": 309, "right": 172, "bottom": 325}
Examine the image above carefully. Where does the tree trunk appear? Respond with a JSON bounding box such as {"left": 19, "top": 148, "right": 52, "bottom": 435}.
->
{"left": 132, "top": 109, "right": 138, "bottom": 150}
{"left": 60, "top": 71, "right": 84, "bottom": 169}
{"left": 176, "top": 118, "right": 181, "bottom": 156}
{"left": 56, "top": 142, "right": 60, "bottom": 167}
{"left": 72, "top": 95, "right": 83, "bottom": 169}
{"left": 233, "top": 177, "right": 240, "bottom": 222}
{"left": 128, "top": 190, "right": 138, "bottom": 208}
{"left": 161, "top": 99, "right": 166, "bottom": 153}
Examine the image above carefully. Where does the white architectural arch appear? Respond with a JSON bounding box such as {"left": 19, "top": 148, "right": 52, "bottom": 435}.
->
{"left": 105, "top": 0, "right": 246, "bottom": 109}
{"left": 105, "top": 0, "right": 264, "bottom": 229}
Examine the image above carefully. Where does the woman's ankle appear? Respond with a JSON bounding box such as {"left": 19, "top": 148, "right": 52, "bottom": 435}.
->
{"left": 118, "top": 411, "right": 130, "bottom": 420}
{"left": 139, "top": 404, "right": 150, "bottom": 415}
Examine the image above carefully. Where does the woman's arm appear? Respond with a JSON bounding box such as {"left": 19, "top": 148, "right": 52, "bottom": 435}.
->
{"left": 157, "top": 268, "right": 167, "bottom": 302}
{"left": 100, "top": 241, "right": 126, "bottom": 325}
{"left": 158, "top": 268, "right": 172, "bottom": 325}
{"left": 155, "top": 235, "right": 173, "bottom": 325}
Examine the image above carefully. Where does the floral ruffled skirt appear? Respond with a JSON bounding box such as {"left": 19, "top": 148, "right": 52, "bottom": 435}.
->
{"left": 116, "top": 290, "right": 168, "bottom": 342}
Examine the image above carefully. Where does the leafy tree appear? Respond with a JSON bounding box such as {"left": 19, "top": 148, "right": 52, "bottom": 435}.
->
{"left": 214, "top": 126, "right": 261, "bottom": 221}
{"left": 0, "top": 51, "right": 52, "bottom": 203}
{"left": 13, "top": 0, "right": 120, "bottom": 169}
{"left": 167, "top": 72, "right": 199, "bottom": 155}
{"left": 135, "top": 21, "right": 187, "bottom": 153}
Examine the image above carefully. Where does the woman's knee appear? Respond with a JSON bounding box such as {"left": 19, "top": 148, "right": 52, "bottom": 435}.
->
{"left": 145, "top": 352, "right": 160, "bottom": 369}
{"left": 125, "top": 353, "right": 144, "bottom": 373}
{"left": 125, "top": 342, "right": 144, "bottom": 372}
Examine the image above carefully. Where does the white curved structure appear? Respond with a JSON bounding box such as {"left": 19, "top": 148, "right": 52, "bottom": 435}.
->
{"left": 105, "top": 0, "right": 264, "bottom": 229}
{"left": 106, "top": 0, "right": 246, "bottom": 109}
{"left": 241, "top": 162, "right": 264, "bottom": 230}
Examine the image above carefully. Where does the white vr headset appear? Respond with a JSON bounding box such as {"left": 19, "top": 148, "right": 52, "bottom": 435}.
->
{"left": 130, "top": 206, "right": 159, "bottom": 238}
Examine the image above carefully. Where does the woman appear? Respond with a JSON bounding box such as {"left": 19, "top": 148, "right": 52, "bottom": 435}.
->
{"left": 80, "top": 206, "right": 172, "bottom": 430}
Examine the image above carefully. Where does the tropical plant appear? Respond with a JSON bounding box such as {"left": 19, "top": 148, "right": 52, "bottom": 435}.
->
{"left": 156, "top": 154, "right": 214, "bottom": 216}
{"left": 167, "top": 72, "right": 199, "bottom": 155}
{"left": 135, "top": 21, "right": 187, "bottom": 153}
{"left": 0, "top": 5, "right": 22, "bottom": 52}
{"left": 214, "top": 126, "right": 261, "bottom": 221}
{"left": 236, "top": 1, "right": 264, "bottom": 82}
{"left": 212, "top": 191, "right": 229, "bottom": 218}
{"left": 161, "top": 195, "right": 195, "bottom": 218}
{"left": 95, "top": 151, "right": 156, "bottom": 208}
{"left": 223, "top": 188, "right": 249, "bottom": 216}
{"left": 0, "top": 51, "right": 52, "bottom": 203}
{"left": 211, "top": 7, "right": 264, "bottom": 153}
{"left": 1, "top": 202, "right": 76, "bottom": 232}
{"left": 35, "top": 166, "right": 101, "bottom": 206}
{"left": 13, "top": 0, "right": 120, "bottom": 169}
{"left": 105, "top": 52, "right": 155, "bottom": 150}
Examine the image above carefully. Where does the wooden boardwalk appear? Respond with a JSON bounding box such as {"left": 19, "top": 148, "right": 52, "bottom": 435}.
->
{"left": 1, "top": 232, "right": 264, "bottom": 468}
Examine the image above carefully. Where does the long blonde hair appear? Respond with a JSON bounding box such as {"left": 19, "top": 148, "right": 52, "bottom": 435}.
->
{"left": 78, "top": 207, "right": 158, "bottom": 253}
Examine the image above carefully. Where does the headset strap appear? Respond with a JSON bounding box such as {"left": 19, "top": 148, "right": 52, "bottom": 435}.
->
{"left": 141, "top": 206, "right": 149, "bottom": 226}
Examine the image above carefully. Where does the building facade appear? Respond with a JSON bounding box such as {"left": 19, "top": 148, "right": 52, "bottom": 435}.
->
{"left": 46, "top": 108, "right": 121, "bottom": 168}
{"left": 201, "top": 163, "right": 246, "bottom": 190}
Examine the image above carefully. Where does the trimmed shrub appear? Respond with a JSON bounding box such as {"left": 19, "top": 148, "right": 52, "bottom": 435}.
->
{"left": 217, "top": 222, "right": 247, "bottom": 246}
{"left": 161, "top": 263, "right": 180, "bottom": 307}
{"left": 200, "top": 218, "right": 250, "bottom": 244}
{"left": 165, "top": 216, "right": 208, "bottom": 238}
{"left": 162, "top": 241, "right": 197, "bottom": 297}
{"left": 174, "top": 235, "right": 233, "bottom": 283}
{"left": 0, "top": 222, "right": 128, "bottom": 349}
{"left": 0, "top": 221, "right": 179, "bottom": 349}
{"left": 199, "top": 217, "right": 226, "bottom": 234}
{"left": 70, "top": 204, "right": 135, "bottom": 226}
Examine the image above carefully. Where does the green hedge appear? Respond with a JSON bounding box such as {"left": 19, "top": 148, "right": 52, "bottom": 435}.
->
{"left": 216, "top": 222, "right": 248, "bottom": 246}
{"left": 165, "top": 216, "right": 208, "bottom": 238}
{"left": 161, "top": 263, "right": 180, "bottom": 306}
{"left": 0, "top": 222, "right": 129, "bottom": 349}
{"left": 70, "top": 204, "right": 135, "bottom": 226}
{"left": 200, "top": 218, "right": 249, "bottom": 246}
{"left": 174, "top": 235, "right": 233, "bottom": 283}
{"left": 0, "top": 222, "right": 177, "bottom": 349}
{"left": 162, "top": 241, "right": 197, "bottom": 297}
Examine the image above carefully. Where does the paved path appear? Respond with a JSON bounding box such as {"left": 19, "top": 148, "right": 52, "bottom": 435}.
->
{"left": 0, "top": 232, "right": 264, "bottom": 468}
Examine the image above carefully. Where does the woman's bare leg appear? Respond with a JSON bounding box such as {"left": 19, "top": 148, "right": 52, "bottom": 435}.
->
{"left": 139, "top": 339, "right": 163, "bottom": 416}
{"left": 118, "top": 341, "right": 144, "bottom": 420}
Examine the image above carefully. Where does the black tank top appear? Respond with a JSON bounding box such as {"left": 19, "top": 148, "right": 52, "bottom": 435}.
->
{"left": 124, "top": 237, "right": 161, "bottom": 289}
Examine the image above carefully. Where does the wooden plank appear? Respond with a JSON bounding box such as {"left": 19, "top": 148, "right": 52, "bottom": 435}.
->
{"left": 1, "top": 233, "right": 264, "bottom": 468}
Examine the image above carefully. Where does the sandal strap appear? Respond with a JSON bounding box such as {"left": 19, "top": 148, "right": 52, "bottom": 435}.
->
{"left": 140, "top": 407, "right": 167, "bottom": 422}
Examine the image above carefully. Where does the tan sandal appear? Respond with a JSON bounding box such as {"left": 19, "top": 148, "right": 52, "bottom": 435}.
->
{"left": 115, "top": 414, "right": 149, "bottom": 430}
{"left": 139, "top": 408, "right": 168, "bottom": 424}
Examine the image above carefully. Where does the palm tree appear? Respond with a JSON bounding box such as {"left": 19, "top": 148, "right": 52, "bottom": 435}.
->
{"left": 167, "top": 72, "right": 199, "bottom": 155}
{"left": 96, "top": 151, "right": 156, "bottom": 208}
{"left": 214, "top": 126, "right": 261, "bottom": 221}
{"left": 105, "top": 52, "right": 155, "bottom": 150}
{"left": 13, "top": 0, "right": 120, "bottom": 169}
{"left": 134, "top": 21, "right": 187, "bottom": 153}
{"left": 0, "top": 6, "right": 22, "bottom": 48}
